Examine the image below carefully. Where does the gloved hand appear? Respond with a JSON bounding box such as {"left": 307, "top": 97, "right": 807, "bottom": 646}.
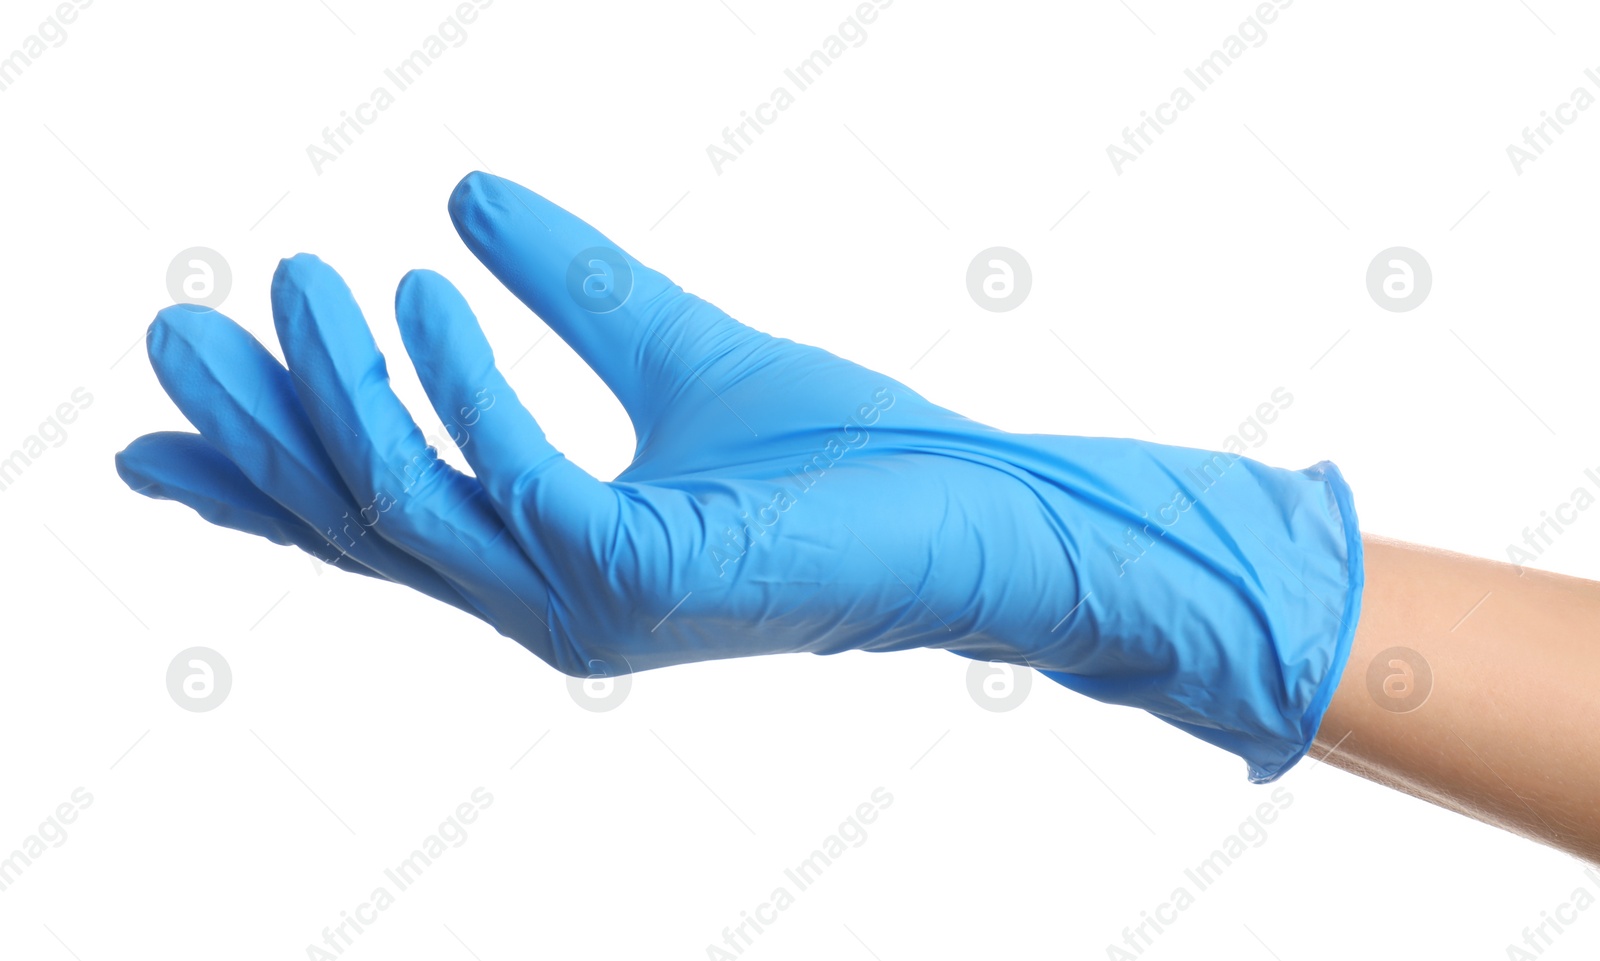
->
{"left": 117, "top": 172, "right": 1363, "bottom": 782}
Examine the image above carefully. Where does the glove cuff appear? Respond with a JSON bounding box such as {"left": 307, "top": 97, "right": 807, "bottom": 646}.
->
{"left": 1244, "top": 459, "right": 1364, "bottom": 782}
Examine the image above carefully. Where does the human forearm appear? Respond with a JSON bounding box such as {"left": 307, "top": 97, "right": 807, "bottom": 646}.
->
{"left": 1314, "top": 535, "right": 1600, "bottom": 863}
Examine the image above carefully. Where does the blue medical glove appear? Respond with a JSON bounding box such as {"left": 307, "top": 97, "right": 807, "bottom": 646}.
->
{"left": 116, "top": 172, "right": 1363, "bottom": 782}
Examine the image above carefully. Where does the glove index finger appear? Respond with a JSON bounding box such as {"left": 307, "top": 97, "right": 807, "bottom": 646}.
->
{"left": 394, "top": 268, "right": 618, "bottom": 564}
{"left": 447, "top": 172, "right": 745, "bottom": 426}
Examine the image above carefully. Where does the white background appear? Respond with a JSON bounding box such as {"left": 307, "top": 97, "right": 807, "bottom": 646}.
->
{"left": 2, "top": 1, "right": 1599, "bottom": 958}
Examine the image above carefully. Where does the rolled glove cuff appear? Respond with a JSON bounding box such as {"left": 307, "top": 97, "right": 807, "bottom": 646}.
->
{"left": 1037, "top": 455, "right": 1365, "bottom": 783}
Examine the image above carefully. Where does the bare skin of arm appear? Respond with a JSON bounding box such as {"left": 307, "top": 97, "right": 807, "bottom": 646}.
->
{"left": 1312, "top": 535, "right": 1600, "bottom": 864}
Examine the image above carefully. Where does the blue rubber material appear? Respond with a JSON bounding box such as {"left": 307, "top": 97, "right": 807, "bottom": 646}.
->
{"left": 117, "top": 172, "right": 1364, "bottom": 781}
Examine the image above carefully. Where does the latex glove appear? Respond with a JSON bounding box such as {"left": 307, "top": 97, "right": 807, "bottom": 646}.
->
{"left": 117, "top": 172, "right": 1363, "bottom": 782}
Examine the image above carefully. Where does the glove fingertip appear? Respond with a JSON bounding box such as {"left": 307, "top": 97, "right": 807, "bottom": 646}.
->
{"left": 395, "top": 267, "right": 457, "bottom": 315}
{"left": 447, "top": 170, "right": 502, "bottom": 229}
{"left": 147, "top": 303, "right": 212, "bottom": 360}
{"left": 114, "top": 444, "right": 160, "bottom": 497}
